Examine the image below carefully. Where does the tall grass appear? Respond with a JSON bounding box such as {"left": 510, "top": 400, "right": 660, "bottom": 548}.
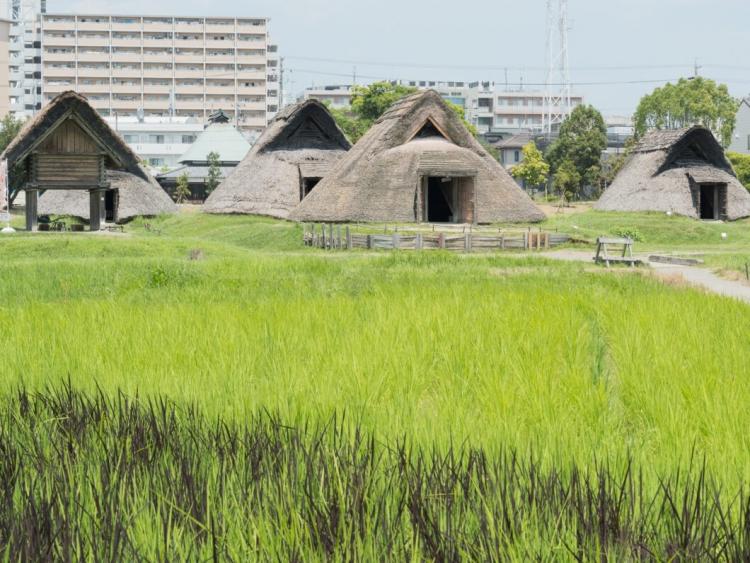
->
{"left": 3, "top": 384, "right": 750, "bottom": 561}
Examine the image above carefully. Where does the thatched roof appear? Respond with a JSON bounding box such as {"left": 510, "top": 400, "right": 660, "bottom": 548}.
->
{"left": 38, "top": 170, "right": 177, "bottom": 223}
{"left": 290, "top": 90, "right": 545, "bottom": 223}
{"left": 203, "top": 99, "right": 351, "bottom": 218}
{"left": 1, "top": 91, "right": 147, "bottom": 182}
{"left": 596, "top": 126, "right": 750, "bottom": 220}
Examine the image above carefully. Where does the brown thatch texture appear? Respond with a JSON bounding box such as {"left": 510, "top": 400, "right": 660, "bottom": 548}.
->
{"left": 38, "top": 169, "right": 177, "bottom": 223}
{"left": 596, "top": 126, "right": 750, "bottom": 220}
{"left": 290, "top": 90, "right": 545, "bottom": 224}
{"left": 203, "top": 100, "right": 351, "bottom": 218}
{"left": 1, "top": 91, "right": 147, "bottom": 181}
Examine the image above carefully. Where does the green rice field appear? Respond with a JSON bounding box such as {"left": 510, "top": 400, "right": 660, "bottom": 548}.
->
{"left": 1, "top": 211, "right": 750, "bottom": 559}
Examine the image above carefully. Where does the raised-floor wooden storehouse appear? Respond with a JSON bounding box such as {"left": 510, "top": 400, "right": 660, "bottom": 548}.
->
{"left": 1, "top": 91, "right": 176, "bottom": 231}
{"left": 290, "top": 90, "right": 545, "bottom": 224}
{"left": 203, "top": 100, "right": 351, "bottom": 219}
{"left": 596, "top": 126, "right": 750, "bottom": 220}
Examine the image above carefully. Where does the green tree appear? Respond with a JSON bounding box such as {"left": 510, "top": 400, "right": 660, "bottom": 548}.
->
{"left": 553, "top": 159, "right": 581, "bottom": 203}
{"left": 546, "top": 104, "right": 607, "bottom": 197}
{"left": 0, "top": 114, "right": 24, "bottom": 153}
{"left": 728, "top": 152, "right": 750, "bottom": 191}
{"left": 633, "top": 77, "right": 738, "bottom": 147}
{"left": 444, "top": 100, "right": 478, "bottom": 137}
{"left": 350, "top": 81, "right": 417, "bottom": 121}
{"left": 328, "top": 106, "right": 371, "bottom": 144}
{"left": 205, "top": 151, "right": 222, "bottom": 195}
{"left": 511, "top": 142, "right": 550, "bottom": 192}
{"left": 175, "top": 171, "right": 191, "bottom": 204}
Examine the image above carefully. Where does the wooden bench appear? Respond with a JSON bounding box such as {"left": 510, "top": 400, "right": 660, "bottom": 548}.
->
{"left": 594, "top": 237, "right": 643, "bottom": 268}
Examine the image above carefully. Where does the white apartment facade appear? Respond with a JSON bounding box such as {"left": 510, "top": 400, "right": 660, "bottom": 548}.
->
{"left": 3, "top": 0, "right": 44, "bottom": 118}
{"left": 303, "top": 81, "right": 584, "bottom": 134}
{"left": 40, "top": 14, "right": 280, "bottom": 135}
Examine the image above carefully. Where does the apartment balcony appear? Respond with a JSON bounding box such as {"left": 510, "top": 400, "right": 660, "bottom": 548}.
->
{"left": 113, "top": 68, "right": 143, "bottom": 78}
{"left": 175, "top": 54, "right": 204, "bottom": 64}
{"left": 78, "top": 67, "right": 110, "bottom": 77}
{"left": 79, "top": 83, "right": 113, "bottom": 93}
{"left": 112, "top": 84, "right": 142, "bottom": 94}
{"left": 111, "top": 99, "right": 142, "bottom": 110}
{"left": 112, "top": 38, "right": 141, "bottom": 48}
{"left": 174, "top": 69, "right": 204, "bottom": 78}
{"left": 205, "top": 23, "right": 236, "bottom": 34}
{"left": 143, "top": 22, "right": 174, "bottom": 33}
{"left": 205, "top": 39, "right": 235, "bottom": 49}
{"left": 43, "top": 20, "right": 75, "bottom": 31}
{"left": 175, "top": 85, "right": 204, "bottom": 95}
{"left": 143, "top": 53, "right": 173, "bottom": 63}
{"left": 77, "top": 22, "right": 111, "bottom": 32}
{"left": 175, "top": 100, "right": 206, "bottom": 110}
{"left": 77, "top": 51, "right": 110, "bottom": 63}
{"left": 111, "top": 22, "right": 142, "bottom": 33}
{"left": 237, "top": 101, "right": 266, "bottom": 111}
{"left": 236, "top": 20, "right": 267, "bottom": 32}
{"left": 142, "top": 99, "right": 170, "bottom": 110}
{"left": 111, "top": 53, "right": 142, "bottom": 63}
{"left": 144, "top": 84, "right": 173, "bottom": 94}
{"left": 237, "top": 86, "right": 266, "bottom": 97}
{"left": 130, "top": 143, "right": 188, "bottom": 157}
{"left": 174, "top": 38, "right": 203, "bottom": 48}
{"left": 88, "top": 96, "right": 112, "bottom": 108}
{"left": 205, "top": 85, "right": 235, "bottom": 95}
{"left": 236, "top": 55, "right": 266, "bottom": 65}
{"left": 236, "top": 39, "right": 264, "bottom": 48}
{"left": 78, "top": 37, "right": 109, "bottom": 47}
{"left": 44, "top": 36, "right": 76, "bottom": 46}
{"left": 237, "top": 70, "right": 266, "bottom": 81}
{"left": 143, "top": 39, "right": 173, "bottom": 49}
{"left": 205, "top": 54, "right": 234, "bottom": 64}
{"left": 43, "top": 66, "right": 76, "bottom": 78}
{"left": 44, "top": 52, "right": 75, "bottom": 62}
{"left": 44, "top": 82, "right": 73, "bottom": 93}
{"left": 174, "top": 23, "right": 205, "bottom": 34}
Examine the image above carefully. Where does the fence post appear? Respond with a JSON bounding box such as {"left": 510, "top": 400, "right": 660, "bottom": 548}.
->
{"left": 321, "top": 224, "right": 326, "bottom": 249}
{"left": 545, "top": 233, "right": 550, "bottom": 249}
{"left": 500, "top": 234, "right": 505, "bottom": 250}
{"left": 438, "top": 233, "right": 446, "bottom": 249}
{"left": 346, "top": 226, "right": 352, "bottom": 250}
{"left": 392, "top": 232, "right": 400, "bottom": 250}
{"left": 464, "top": 233, "right": 471, "bottom": 253}
{"left": 367, "top": 234, "right": 373, "bottom": 250}
{"left": 523, "top": 231, "right": 528, "bottom": 250}
{"left": 416, "top": 233, "right": 423, "bottom": 250}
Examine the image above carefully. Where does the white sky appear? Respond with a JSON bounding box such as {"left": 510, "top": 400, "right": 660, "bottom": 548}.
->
{"left": 52, "top": 0, "right": 750, "bottom": 116}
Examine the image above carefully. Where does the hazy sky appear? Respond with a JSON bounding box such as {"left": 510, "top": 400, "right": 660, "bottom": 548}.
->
{"left": 52, "top": 0, "right": 750, "bottom": 116}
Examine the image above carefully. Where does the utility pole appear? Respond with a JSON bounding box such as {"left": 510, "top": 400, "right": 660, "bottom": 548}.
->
{"left": 279, "top": 56, "right": 285, "bottom": 107}
{"left": 693, "top": 58, "right": 702, "bottom": 77}
{"left": 353, "top": 66, "right": 357, "bottom": 86}
{"left": 543, "top": 0, "right": 572, "bottom": 137}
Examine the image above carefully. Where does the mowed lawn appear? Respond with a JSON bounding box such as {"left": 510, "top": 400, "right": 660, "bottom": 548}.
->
{"left": 2, "top": 211, "right": 750, "bottom": 485}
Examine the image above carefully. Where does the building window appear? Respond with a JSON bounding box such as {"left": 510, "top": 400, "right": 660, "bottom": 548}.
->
{"left": 747, "top": 135, "right": 750, "bottom": 150}
{"left": 182, "top": 135, "right": 196, "bottom": 144}
{"left": 514, "top": 150, "right": 520, "bottom": 163}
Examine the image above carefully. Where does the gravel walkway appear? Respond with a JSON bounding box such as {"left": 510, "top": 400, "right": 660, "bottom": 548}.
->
{"left": 541, "top": 250, "right": 750, "bottom": 305}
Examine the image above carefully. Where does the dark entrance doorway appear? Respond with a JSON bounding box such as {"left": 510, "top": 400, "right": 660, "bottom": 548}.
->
{"left": 301, "top": 177, "right": 321, "bottom": 201}
{"left": 104, "top": 189, "right": 118, "bottom": 223}
{"left": 698, "top": 184, "right": 727, "bottom": 221}
{"left": 422, "top": 176, "right": 475, "bottom": 224}
{"left": 426, "top": 177, "right": 453, "bottom": 222}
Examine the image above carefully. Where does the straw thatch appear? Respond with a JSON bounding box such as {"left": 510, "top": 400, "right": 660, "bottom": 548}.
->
{"left": 2, "top": 91, "right": 176, "bottom": 222}
{"left": 596, "top": 126, "right": 750, "bottom": 220}
{"left": 38, "top": 170, "right": 177, "bottom": 222}
{"left": 203, "top": 100, "right": 351, "bottom": 218}
{"left": 290, "top": 90, "right": 545, "bottom": 224}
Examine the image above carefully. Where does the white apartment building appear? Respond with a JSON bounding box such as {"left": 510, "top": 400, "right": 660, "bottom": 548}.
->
{"left": 104, "top": 115, "right": 206, "bottom": 169}
{"left": 303, "top": 81, "right": 584, "bottom": 134}
{"left": 2, "top": 0, "right": 45, "bottom": 118}
{"left": 40, "top": 14, "right": 281, "bottom": 135}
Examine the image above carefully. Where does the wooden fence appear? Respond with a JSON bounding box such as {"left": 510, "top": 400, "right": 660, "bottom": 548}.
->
{"left": 303, "top": 224, "right": 571, "bottom": 253}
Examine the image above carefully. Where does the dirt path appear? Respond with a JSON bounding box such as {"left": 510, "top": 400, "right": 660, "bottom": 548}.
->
{"left": 540, "top": 250, "right": 750, "bottom": 305}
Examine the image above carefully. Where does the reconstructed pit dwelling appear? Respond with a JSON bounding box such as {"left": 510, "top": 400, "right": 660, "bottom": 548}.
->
{"left": 1, "top": 91, "right": 175, "bottom": 230}
{"left": 203, "top": 99, "right": 351, "bottom": 219}
{"left": 596, "top": 126, "right": 750, "bottom": 221}
{"left": 291, "top": 90, "right": 545, "bottom": 224}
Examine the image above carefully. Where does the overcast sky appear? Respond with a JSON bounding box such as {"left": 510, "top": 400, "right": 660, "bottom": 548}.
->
{"left": 52, "top": 0, "right": 750, "bottom": 116}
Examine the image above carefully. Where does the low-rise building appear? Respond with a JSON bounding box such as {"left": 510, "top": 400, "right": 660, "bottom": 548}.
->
{"left": 729, "top": 97, "right": 750, "bottom": 155}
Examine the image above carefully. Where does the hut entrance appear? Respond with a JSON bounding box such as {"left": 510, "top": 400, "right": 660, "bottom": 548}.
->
{"left": 301, "top": 177, "right": 321, "bottom": 200}
{"left": 699, "top": 184, "right": 726, "bottom": 220}
{"left": 422, "top": 176, "right": 475, "bottom": 223}
{"left": 104, "top": 189, "right": 118, "bottom": 223}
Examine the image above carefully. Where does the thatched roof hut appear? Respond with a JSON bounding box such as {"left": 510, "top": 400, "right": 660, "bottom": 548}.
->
{"left": 1, "top": 91, "right": 175, "bottom": 228}
{"left": 596, "top": 126, "right": 750, "bottom": 220}
{"left": 203, "top": 100, "right": 351, "bottom": 219}
{"left": 290, "top": 90, "right": 544, "bottom": 224}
